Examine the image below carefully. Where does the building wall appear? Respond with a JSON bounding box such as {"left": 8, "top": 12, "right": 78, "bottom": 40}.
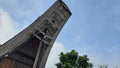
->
{"left": 0, "top": 58, "right": 13, "bottom": 68}
{"left": 0, "top": 58, "right": 32, "bottom": 68}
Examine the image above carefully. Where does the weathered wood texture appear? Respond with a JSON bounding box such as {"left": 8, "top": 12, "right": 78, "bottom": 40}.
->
{"left": 0, "top": 58, "right": 32, "bottom": 68}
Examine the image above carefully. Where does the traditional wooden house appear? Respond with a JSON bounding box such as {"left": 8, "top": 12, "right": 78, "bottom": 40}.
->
{"left": 0, "top": 0, "right": 71, "bottom": 68}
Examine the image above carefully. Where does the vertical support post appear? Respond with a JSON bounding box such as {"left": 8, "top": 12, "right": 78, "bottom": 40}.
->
{"left": 33, "top": 39, "right": 43, "bottom": 68}
{"left": 33, "top": 28, "right": 48, "bottom": 68}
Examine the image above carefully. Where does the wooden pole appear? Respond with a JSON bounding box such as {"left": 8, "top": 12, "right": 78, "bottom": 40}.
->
{"left": 33, "top": 39, "right": 43, "bottom": 68}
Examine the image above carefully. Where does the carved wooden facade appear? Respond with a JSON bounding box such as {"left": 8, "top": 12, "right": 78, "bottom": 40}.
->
{"left": 0, "top": 0, "right": 71, "bottom": 68}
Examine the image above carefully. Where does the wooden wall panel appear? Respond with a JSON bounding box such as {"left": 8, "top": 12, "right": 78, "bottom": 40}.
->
{"left": 0, "top": 60, "right": 3, "bottom": 68}
{"left": 0, "top": 58, "right": 32, "bottom": 68}
{"left": 0, "top": 58, "right": 13, "bottom": 68}
{"left": 12, "top": 61, "right": 32, "bottom": 68}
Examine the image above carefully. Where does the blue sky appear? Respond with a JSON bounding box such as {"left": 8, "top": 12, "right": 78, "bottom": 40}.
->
{"left": 0, "top": 0, "right": 120, "bottom": 68}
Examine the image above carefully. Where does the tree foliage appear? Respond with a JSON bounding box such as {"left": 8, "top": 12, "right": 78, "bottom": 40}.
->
{"left": 56, "top": 50, "right": 93, "bottom": 68}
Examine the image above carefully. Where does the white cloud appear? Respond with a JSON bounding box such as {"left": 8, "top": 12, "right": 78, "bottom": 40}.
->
{"left": 45, "top": 42, "right": 66, "bottom": 68}
{"left": 0, "top": 8, "right": 19, "bottom": 44}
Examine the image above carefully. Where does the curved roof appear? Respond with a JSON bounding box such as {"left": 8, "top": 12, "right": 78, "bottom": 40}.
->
{"left": 0, "top": 0, "right": 72, "bottom": 63}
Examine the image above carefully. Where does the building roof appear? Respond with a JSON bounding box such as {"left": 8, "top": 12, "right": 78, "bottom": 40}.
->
{"left": 0, "top": 0, "right": 72, "bottom": 64}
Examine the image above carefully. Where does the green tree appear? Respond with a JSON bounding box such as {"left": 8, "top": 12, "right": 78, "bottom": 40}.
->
{"left": 88, "top": 62, "right": 94, "bottom": 68}
{"left": 56, "top": 50, "right": 93, "bottom": 68}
